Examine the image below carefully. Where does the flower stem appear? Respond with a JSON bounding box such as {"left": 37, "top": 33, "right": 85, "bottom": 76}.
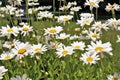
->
{"left": 112, "top": 10, "right": 116, "bottom": 18}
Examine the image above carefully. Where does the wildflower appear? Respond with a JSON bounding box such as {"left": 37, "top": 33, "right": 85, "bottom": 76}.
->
{"left": 105, "top": 3, "right": 120, "bottom": 12}
{"left": 86, "top": 40, "right": 113, "bottom": 55}
{"left": 107, "top": 73, "right": 120, "bottom": 80}
{"left": 8, "top": 0, "right": 23, "bottom": 6}
{"left": 80, "top": 13, "right": 94, "bottom": 19}
{"left": 38, "top": 6, "right": 52, "bottom": 10}
{"left": 31, "top": 43, "right": 47, "bottom": 55}
{"left": 11, "top": 74, "right": 32, "bottom": 80}
{"left": 37, "top": 11, "right": 53, "bottom": 20}
{"left": 56, "top": 46, "right": 74, "bottom": 57}
{"left": 80, "top": 51, "right": 100, "bottom": 65}
{"left": 77, "top": 17, "right": 94, "bottom": 27}
{"left": 87, "top": 30, "right": 100, "bottom": 41}
{"left": 70, "top": 6, "right": 82, "bottom": 12}
{"left": 0, "top": 25, "right": 19, "bottom": 38}
{"left": 84, "top": 0, "right": 99, "bottom": 11}
{"left": 57, "top": 15, "right": 73, "bottom": 25}
{"left": 68, "top": 1, "right": 77, "bottom": 6}
{"left": 0, "top": 51, "right": 15, "bottom": 60}
{"left": 47, "top": 42, "right": 64, "bottom": 49}
{"left": 59, "top": 5, "right": 71, "bottom": 11}
{"left": 11, "top": 42, "right": 32, "bottom": 60}
{"left": 69, "top": 35, "right": 79, "bottom": 40}
{"left": 19, "top": 24, "right": 33, "bottom": 36}
{"left": 56, "top": 33, "right": 70, "bottom": 40}
{"left": 107, "top": 18, "right": 120, "bottom": 30}
{"left": 3, "top": 40, "right": 19, "bottom": 49}
{"left": 91, "top": 21, "right": 109, "bottom": 32}
{"left": 71, "top": 41, "right": 85, "bottom": 50}
{"left": 0, "top": 66, "right": 8, "bottom": 79}
{"left": 44, "top": 26, "right": 63, "bottom": 36}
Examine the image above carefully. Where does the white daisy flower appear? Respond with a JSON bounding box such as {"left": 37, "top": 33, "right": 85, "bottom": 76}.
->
{"left": 57, "top": 15, "right": 73, "bottom": 25}
{"left": 59, "top": 5, "right": 71, "bottom": 11}
{"left": 0, "top": 66, "right": 8, "bottom": 79}
{"left": 107, "top": 18, "right": 120, "bottom": 30}
{"left": 107, "top": 73, "right": 120, "bottom": 80}
{"left": 86, "top": 40, "right": 113, "bottom": 55}
{"left": 11, "top": 74, "right": 32, "bottom": 80}
{"left": 8, "top": 0, "right": 23, "bottom": 6}
{"left": 68, "top": 1, "right": 77, "bottom": 6}
{"left": 105, "top": 3, "right": 120, "bottom": 12}
{"left": 80, "top": 13, "right": 94, "bottom": 19}
{"left": 3, "top": 40, "right": 19, "bottom": 49}
{"left": 70, "top": 6, "right": 82, "bottom": 12}
{"left": 87, "top": 30, "right": 100, "bottom": 41}
{"left": 84, "top": 0, "right": 99, "bottom": 10}
{"left": 69, "top": 35, "right": 79, "bottom": 40}
{"left": 80, "top": 51, "right": 100, "bottom": 65}
{"left": 56, "top": 33, "right": 70, "bottom": 40}
{"left": 71, "top": 41, "right": 86, "bottom": 50}
{"left": 77, "top": 17, "right": 94, "bottom": 27}
{"left": 11, "top": 42, "right": 32, "bottom": 60}
{"left": 31, "top": 43, "right": 47, "bottom": 55}
{"left": 37, "top": 11, "right": 53, "bottom": 20}
{"left": 0, "top": 25, "right": 19, "bottom": 38}
{"left": 56, "top": 46, "right": 74, "bottom": 57}
{"left": 47, "top": 42, "right": 64, "bottom": 50}
{"left": 44, "top": 26, "right": 63, "bottom": 36}
{"left": 91, "top": 21, "right": 109, "bottom": 32}
{"left": 19, "top": 24, "right": 33, "bottom": 36}
{"left": 0, "top": 51, "right": 15, "bottom": 60}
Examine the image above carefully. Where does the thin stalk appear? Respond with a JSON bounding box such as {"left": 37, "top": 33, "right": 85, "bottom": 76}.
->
{"left": 90, "top": 9, "right": 93, "bottom": 14}
{"left": 96, "top": 8, "right": 98, "bottom": 20}
{"left": 112, "top": 10, "right": 115, "bottom": 18}
{"left": 59, "top": 0, "right": 62, "bottom": 16}
{"left": 25, "top": 0, "right": 29, "bottom": 23}
{"left": 53, "top": 0, "right": 56, "bottom": 14}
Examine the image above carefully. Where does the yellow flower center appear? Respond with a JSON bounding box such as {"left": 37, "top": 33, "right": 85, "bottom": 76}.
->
{"left": 74, "top": 45, "right": 80, "bottom": 49}
{"left": 109, "top": 5, "right": 114, "bottom": 9}
{"left": 52, "top": 45, "right": 58, "bottom": 49}
{"left": 23, "top": 27, "right": 29, "bottom": 31}
{"left": 95, "top": 46, "right": 103, "bottom": 51}
{"left": 34, "top": 48, "right": 41, "bottom": 53}
{"left": 89, "top": 1, "right": 95, "bottom": 5}
{"left": 96, "top": 25, "right": 100, "bottom": 28}
{"left": 112, "top": 21, "right": 117, "bottom": 25}
{"left": 5, "top": 55, "right": 11, "bottom": 60}
{"left": 92, "top": 34, "right": 98, "bottom": 38}
{"left": 18, "top": 48, "right": 26, "bottom": 54}
{"left": 84, "top": 19, "right": 90, "bottom": 24}
{"left": 49, "top": 29, "right": 57, "bottom": 33}
{"left": 112, "top": 78, "right": 118, "bottom": 80}
{"left": 62, "top": 50, "right": 68, "bottom": 55}
{"left": 86, "top": 57, "right": 93, "bottom": 62}
{"left": 7, "top": 29, "right": 14, "bottom": 33}
{"left": 63, "top": 18, "right": 69, "bottom": 21}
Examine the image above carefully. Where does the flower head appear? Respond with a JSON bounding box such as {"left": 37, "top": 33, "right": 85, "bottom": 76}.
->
{"left": 71, "top": 41, "right": 86, "bottom": 50}
{"left": 44, "top": 26, "right": 63, "bottom": 36}
{"left": 86, "top": 40, "right": 113, "bottom": 55}
{"left": 0, "top": 66, "right": 8, "bottom": 79}
{"left": 80, "top": 51, "right": 100, "bottom": 65}
{"left": 107, "top": 73, "right": 120, "bottom": 80}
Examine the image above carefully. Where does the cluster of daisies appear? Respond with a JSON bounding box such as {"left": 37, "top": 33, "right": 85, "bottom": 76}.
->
{"left": 0, "top": 0, "right": 120, "bottom": 79}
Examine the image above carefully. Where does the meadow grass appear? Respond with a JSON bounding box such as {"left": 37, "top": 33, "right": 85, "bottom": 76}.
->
{"left": 0, "top": 18, "right": 120, "bottom": 80}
